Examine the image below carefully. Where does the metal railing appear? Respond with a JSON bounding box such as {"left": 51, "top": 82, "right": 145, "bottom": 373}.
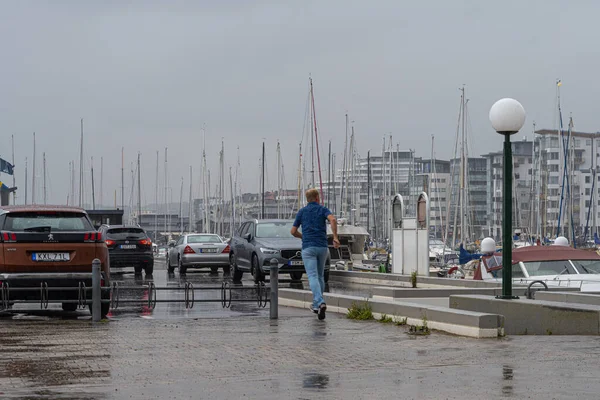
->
{"left": 0, "top": 258, "right": 280, "bottom": 322}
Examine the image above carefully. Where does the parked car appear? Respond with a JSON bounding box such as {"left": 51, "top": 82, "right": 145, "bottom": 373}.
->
{"left": 98, "top": 225, "right": 154, "bottom": 275}
{"left": 167, "top": 233, "right": 230, "bottom": 274}
{"left": 0, "top": 205, "right": 110, "bottom": 317}
{"left": 229, "top": 219, "right": 330, "bottom": 283}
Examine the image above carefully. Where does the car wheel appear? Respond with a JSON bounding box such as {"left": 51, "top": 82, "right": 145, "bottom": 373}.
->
{"left": 251, "top": 254, "right": 265, "bottom": 283}
{"left": 178, "top": 257, "right": 187, "bottom": 275}
{"left": 223, "top": 264, "right": 231, "bottom": 275}
{"left": 230, "top": 253, "right": 243, "bottom": 283}
{"left": 134, "top": 266, "right": 143, "bottom": 275}
{"left": 210, "top": 266, "right": 219, "bottom": 274}
{"left": 324, "top": 269, "right": 330, "bottom": 283}
{"left": 144, "top": 264, "right": 154, "bottom": 275}
{"left": 290, "top": 272, "right": 303, "bottom": 281}
{"left": 62, "top": 302, "right": 77, "bottom": 312}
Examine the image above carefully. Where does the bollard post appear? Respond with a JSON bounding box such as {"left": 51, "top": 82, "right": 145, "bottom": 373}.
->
{"left": 269, "top": 258, "right": 278, "bottom": 320}
{"left": 92, "top": 258, "right": 101, "bottom": 322}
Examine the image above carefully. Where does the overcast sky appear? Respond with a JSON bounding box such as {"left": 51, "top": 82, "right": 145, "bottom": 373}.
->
{"left": 1, "top": 1, "right": 599, "bottom": 208}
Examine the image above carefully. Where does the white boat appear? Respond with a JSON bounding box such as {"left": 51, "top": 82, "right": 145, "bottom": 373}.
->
{"left": 326, "top": 219, "right": 374, "bottom": 270}
{"left": 473, "top": 246, "right": 600, "bottom": 291}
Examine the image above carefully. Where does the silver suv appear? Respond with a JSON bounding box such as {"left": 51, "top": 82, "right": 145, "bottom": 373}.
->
{"left": 229, "top": 219, "right": 330, "bottom": 283}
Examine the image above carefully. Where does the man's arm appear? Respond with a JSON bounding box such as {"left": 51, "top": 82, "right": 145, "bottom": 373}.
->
{"left": 290, "top": 226, "right": 302, "bottom": 239}
{"left": 328, "top": 214, "right": 340, "bottom": 248}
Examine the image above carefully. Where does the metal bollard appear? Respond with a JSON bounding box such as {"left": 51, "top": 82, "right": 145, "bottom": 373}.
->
{"left": 269, "top": 258, "right": 278, "bottom": 320}
{"left": 92, "top": 258, "right": 101, "bottom": 322}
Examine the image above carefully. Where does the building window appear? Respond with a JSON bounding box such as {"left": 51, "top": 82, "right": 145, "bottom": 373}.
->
{"left": 550, "top": 164, "right": 559, "bottom": 172}
{"left": 549, "top": 177, "right": 559, "bottom": 184}
{"left": 587, "top": 139, "right": 592, "bottom": 146}
{"left": 586, "top": 200, "right": 590, "bottom": 208}
{"left": 586, "top": 176, "right": 591, "bottom": 184}
{"left": 550, "top": 152, "right": 559, "bottom": 160}
{"left": 528, "top": 169, "right": 532, "bottom": 175}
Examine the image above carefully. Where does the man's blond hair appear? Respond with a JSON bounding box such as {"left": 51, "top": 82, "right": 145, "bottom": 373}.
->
{"left": 305, "top": 188, "right": 320, "bottom": 202}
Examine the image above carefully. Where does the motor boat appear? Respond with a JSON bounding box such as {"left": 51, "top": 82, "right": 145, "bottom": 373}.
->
{"left": 473, "top": 246, "right": 600, "bottom": 291}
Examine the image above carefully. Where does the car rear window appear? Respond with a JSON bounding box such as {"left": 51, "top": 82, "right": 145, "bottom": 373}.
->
{"left": 4, "top": 212, "right": 94, "bottom": 232}
{"left": 106, "top": 227, "right": 147, "bottom": 240}
{"left": 187, "top": 235, "right": 222, "bottom": 244}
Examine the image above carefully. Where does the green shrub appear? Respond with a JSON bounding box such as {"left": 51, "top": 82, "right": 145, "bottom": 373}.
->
{"left": 379, "top": 314, "right": 393, "bottom": 323}
{"left": 347, "top": 301, "right": 374, "bottom": 320}
{"left": 410, "top": 271, "right": 417, "bottom": 288}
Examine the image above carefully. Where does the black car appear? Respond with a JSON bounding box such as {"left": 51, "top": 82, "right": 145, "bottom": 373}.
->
{"left": 98, "top": 225, "right": 154, "bottom": 275}
{"left": 229, "top": 219, "right": 330, "bottom": 283}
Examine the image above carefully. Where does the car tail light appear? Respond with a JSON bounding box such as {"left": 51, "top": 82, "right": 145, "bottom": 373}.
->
{"left": 183, "top": 245, "right": 195, "bottom": 254}
{"left": 222, "top": 245, "right": 230, "bottom": 253}
{"left": 105, "top": 239, "right": 116, "bottom": 247}
{"left": 138, "top": 238, "right": 152, "bottom": 246}
{"left": 1, "top": 231, "right": 17, "bottom": 243}
{"left": 84, "top": 232, "right": 104, "bottom": 243}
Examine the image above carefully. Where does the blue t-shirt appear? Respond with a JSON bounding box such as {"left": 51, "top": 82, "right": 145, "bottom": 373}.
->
{"left": 293, "top": 202, "right": 332, "bottom": 249}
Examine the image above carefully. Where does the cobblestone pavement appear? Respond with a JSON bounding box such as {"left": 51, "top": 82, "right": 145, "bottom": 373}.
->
{"left": 2, "top": 307, "right": 600, "bottom": 399}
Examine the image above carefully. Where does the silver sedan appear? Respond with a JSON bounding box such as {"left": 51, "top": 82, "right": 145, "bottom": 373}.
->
{"left": 167, "top": 234, "right": 230, "bottom": 275}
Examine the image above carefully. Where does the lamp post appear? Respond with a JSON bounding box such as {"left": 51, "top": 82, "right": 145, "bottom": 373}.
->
{"left": 489, "top": 98, "right": 526, "bottom": 299}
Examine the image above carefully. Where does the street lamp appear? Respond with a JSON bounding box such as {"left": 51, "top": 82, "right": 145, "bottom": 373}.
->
{"left": 489, "top": 98, "right": 526, "bottom": 299}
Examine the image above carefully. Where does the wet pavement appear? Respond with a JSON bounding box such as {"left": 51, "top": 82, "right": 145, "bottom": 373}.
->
{"left": 1, "top": 261, "right": 600, "bottom": 398}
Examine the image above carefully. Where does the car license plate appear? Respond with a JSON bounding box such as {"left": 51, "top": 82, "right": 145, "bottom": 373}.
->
{"left": 200, "top": 248, "right": 217, "bottom": 253}
{"left": 288, "top": 260, "right": 303, "bottom": 266}
{"left": 120, "top": 245, "right": 137, "bottom": 249}
{"left": 32, "top": 252, "right": 70, "bottom": 262}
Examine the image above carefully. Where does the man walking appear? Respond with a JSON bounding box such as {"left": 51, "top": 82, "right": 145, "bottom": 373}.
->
{"left": 291, "top": 188, "right": 339, "bottom": 320}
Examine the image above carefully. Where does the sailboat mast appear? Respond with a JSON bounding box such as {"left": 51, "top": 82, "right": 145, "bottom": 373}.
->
{"left": 188, "top": 166, "right": 193, "bottom": 234}
{"left": 309, "top": 78, "right": 324, "bottom": 201}
{"left": 79, "top": 119, "right": 84, "bottom": 207}
{"left": 202, "top": 141, "right": 208, "bottom": 233}
{"left": 121, "top": 147, "right": 125, "bottom": 210}
{"left": 164, "top": 148, "right": 168, "bottom": 236}
{"left": 32, "top": 132, "right": 36, "bottom": 204}
{"left": 327, "top": 141, "right": 331, "bottom": 209}
{"left": 277, "top": 141, "right": 281, "bottom": 219}
{"left": 155, "top": 151, "right": 159, "bottom": 242}
{"left": 100, "top": 157, "right": 103, "bottom": 207}
{"left": 459, "top": 87, "right": 466, "bottom": 244}
{"left": 310, "top": 81, "right": 315, "bottom": 188}
{"left": 137, "top": 152, "right": 141, "bottom": 225}
{"left": 341, "top": 114, "right": 348, "bottom": 216}
{"left": 11, "top": 135, "right": 15, "bottom": 204}
{"left": 229, "top": 167, "right": 234, "bottom": 238}
{"left": 179, "top": 177, "right": 184, "bottom": 235}
{"left": 297, "top": 143, "right": 302, "bottom": 209}
{"left": 91, "top": 156, "right": 96, "bottom": 210}
{"left": 43, "top": 152, "right": 47, "bottom": 205}
{"left": 367, "top": 151, "right": 371, "bottom": 234}
{"left": 24, "top": 158, "right": 28, "bottom": 205}
{"left": 262, "top": 141, "right": 265, "bottom": 219}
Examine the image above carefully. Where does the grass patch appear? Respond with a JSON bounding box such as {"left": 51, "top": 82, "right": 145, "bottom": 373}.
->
{"left": 378, "top": 314, "right": 393, "bottom": 324}
{"left": 410, "top": 271, "right": 418, "bottom": 288}
{"left": 408, "top": 316, "right": 430, "bottom": 335}
{"left": 347, "top": 301, "right": 374, "bottom": 320}
{"left": 395, "top": 317, "right": 408, "bottom": 326}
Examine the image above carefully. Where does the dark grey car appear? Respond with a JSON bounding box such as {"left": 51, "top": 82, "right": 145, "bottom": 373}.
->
{"left": 229, "top": 219, "right": 330, "bottom": 283}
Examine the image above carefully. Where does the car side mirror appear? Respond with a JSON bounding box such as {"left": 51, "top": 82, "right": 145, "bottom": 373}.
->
{"left": 244, "top": 233, "right": 252, "bottom": 241}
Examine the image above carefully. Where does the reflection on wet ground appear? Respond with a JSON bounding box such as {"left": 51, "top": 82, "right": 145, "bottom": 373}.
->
{"left": 1, "top": 260, "right": 376, "bottom": 321}
{"left": 5, "top": 261, "right": 600, "bottom": 399}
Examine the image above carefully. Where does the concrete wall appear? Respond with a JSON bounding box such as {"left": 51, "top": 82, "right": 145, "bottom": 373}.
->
{"left": 279, "top": 289, "right": 504, "bottom": 338}
{"left": 330, "top": 270, "right": 501, "bottom": 288}
{"left": 450, "top": 294, "right": 600, "bottom": 335}
{"left": 373, "top": 286, "right": 580, "bottom": 299}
